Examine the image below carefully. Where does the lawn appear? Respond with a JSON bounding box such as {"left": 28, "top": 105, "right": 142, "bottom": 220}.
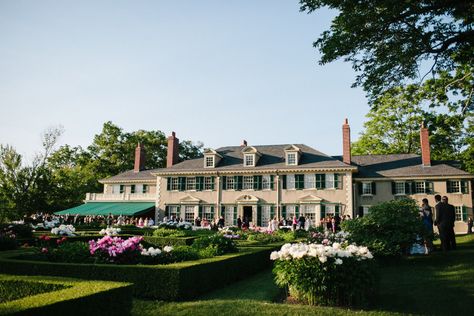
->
{"left": 133, "top": 234, "right": 474, "bottom": 316}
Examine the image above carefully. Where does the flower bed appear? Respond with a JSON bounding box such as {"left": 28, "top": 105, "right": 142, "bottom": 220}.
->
{"left": 271, "top": 242, "right": 377, "bottom": 307}
{"left": 99, "top": 227, "right": 121, "bottom": 236}
{"left": 51, "top": 224, "right": 76, "bottom": 237}
{"left": 0, "top": 274, "right": 132, "bottom": 315}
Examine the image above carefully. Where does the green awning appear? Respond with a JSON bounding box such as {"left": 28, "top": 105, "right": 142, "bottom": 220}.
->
{"left": 55, "top": 202, "right": 155, "bottom": 216}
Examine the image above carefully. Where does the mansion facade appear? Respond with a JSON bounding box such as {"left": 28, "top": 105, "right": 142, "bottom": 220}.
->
{"left": 80, "top": 121, "right": 473, "bottom": 233}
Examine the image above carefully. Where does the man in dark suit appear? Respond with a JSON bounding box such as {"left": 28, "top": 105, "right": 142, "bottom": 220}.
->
{"left": 442, "top": 196, "right": 456, "bottom": 250}
{"left": 434, "top": 195, "right": 449, "bottom": 251}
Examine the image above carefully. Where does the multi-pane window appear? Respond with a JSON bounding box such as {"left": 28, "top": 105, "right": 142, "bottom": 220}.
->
{"left": 130, "top": 185, "right": 136, "bottom": 194}
{"left": 286, "top": 205, "right": 296, "bottom": 218}
{"left": 142, "top": 184, "right": 149, "bottom": 193}
{"left": 362, "top": 182, "right": 373, "bottom": 195}
{"left": 205, "top": 156, "right": 214, "bottom": 168}
{"left": 287, "top": 153, "right": 297, "bottom": 165}
{"left": 362, "top": 206, "right": 370, "bottom": 216}
{"left": 304, "top": 174, "right": 316, "bottom": 189}
{"left": 301, "top": 205, "right": 316, "bottom": 222}
{"left": 395, "top": 182, "right": 405, "bottom": 195}
{"left": 325, "top": 205, "right": 335, "bottom": 216}
{"left": 244, "top": 154, "right": 254, "bottom": 167}
{"left": 170, "top": 178, "right": 179, "bottom": 190}
{"left": 168, "top": 206, "right": 179, "bottom": 219}
{"left": 243, "top": 176, "right": 254, "bottom": 190}
{"left": 286, "top": 174, "right": 296, "bottom": 189}
{"left": 186, "top": 177, "right": 196, "bottom": 191}
{"left": 184, "top": 206, "right": 195, "bottom": 222}
{"left": 455, "top": 206, "right": 463, "bottom": 222}
{"left": 262, "top": 175, "right": 272, "bottom": 190}
{"left": 204, "top": 177, "right": 212, "bottom": 190}
{"left": 203, "top": 206, "right": 213, "bottom": 220}
{"left": 112, "top": 185, "right": 120, "bottom": 194}
{"left": 415, "top": 182, "right": 425, "bottom": 194}
{"left": 226, "top": 177, "right": 235, "bottom": 190}
{"left": 225, "top": 206, "right": 235, "bottom": 226}
{"left": 119, "top": 185, "right": 125, "bottom": 194}
{"left": 325, "top": 174, "right": 335, "bottom": 189}
{"left": 261, "top": 205, "right": 272, "bottom": 227}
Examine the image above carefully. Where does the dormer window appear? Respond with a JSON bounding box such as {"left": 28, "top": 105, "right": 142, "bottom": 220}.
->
{"left": 287, "top": 153, "right": 297, "bottom": 165}
{"left": 244, "top": 154, "right": 255, "bottom": 167}
{"left": 205, "top": 156, "right": 214, "bottom": 168}
{"left": 284, "top": 145, "right": 301, "bottom": 166}
{"left": 203, "top": 148, "right": 222, "bottom": 168}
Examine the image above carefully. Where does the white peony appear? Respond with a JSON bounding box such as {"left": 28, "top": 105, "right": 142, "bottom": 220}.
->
{"left": 163, "top": 246, "right": 173, "bottom": 253}
{"left": 335, "top": 258, "right": 343, "bottom": 265}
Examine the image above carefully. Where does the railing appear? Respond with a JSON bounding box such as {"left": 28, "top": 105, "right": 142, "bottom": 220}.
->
{"left": 85, "top": 193, "right": 155, "bottom": 201}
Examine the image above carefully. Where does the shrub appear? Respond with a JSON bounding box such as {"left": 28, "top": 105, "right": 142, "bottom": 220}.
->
{"left": 272, "top": 243, "right": 377, "bottom": 307}
{"left": 276, "top": 229, "right": 308, "bottom": 242}
{"left": 342, "top": 199, "right": 427, "bottom": 257}
{"left": 307, "top": 230, "right": 350, "bottom": 245}
{"left": 153, "top": 228, "right": 187, "bottom": 238}
{"left": 246, "top": 232, "right": 284, "bottom": 244}
{"left": 0, "top": 224, "right": 33, "bottom": 239}
{"left": 89, "top": 236, "right": 143, "bottom": 264}
{"left": 0, "top": 232, "right": 17, "bottom": 251}
{"left": 0, "top": 280, "right": 69, "bottom": 303}
{"left": 192, "top": 234, "right": 238, "bottom": 255}
{"left": 143, "top": 236, "right": 196, "bottom": 247}
{"left": 47, "top": 241, "right": 92, "bottom": 263}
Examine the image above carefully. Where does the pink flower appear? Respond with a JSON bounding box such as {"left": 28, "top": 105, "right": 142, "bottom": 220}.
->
{"left": 41, "top": 247, "right": 48, "bottom": 254}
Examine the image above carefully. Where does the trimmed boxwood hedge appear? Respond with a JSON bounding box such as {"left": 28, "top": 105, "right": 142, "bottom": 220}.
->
{"left": 0, "top": 246, "right": 279, "bottom": 300}
{"left": 142, "top": 236, "right": 196, "bottom": 247}
{"left": 0, "top": 274, "right": 132, "bottom": 316}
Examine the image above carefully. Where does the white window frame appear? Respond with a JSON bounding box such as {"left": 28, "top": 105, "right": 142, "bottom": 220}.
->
{"left": 286, "top": 152, "right": 297, "bottom": 166}
{"left": 112, "top": 185, "right": 120, "bottom": 194}
{"left": 184, "top": 206, "right": 195, "bottom": 222}
{"left": 171, "top": 178, "right": 179, "bottom": 191}
{"left": 262, "top": 205, "right": 272, "bottom": 227}
{"left": 325, "top": 173, "right": 335, "bottom": 189}
{"left": 169, "top": 206, "right": 179, "bottom": 219}
{"left": 204, "top": 155, "right": 214, "bottom": 168}
{"left": 243, "top": 176, "right": 254, "bottom": 190}
{"left": 325, "top": 205, "right": 336, "bottom": 216}
{"left": 286, "top": 174, "right": 296, "bottom": 189}
{"left": 226, "top": 177, "right": 235, "bottom": 190}
{"left": 304, "top": 174, "right": 316, "bottom": 189}
{"left": 225, "top": 206, "right": 235, "bottom": 226}
{"left": 362, "top": 182, "right": 373, "bottom": 195}
{"left": 449, "top": 181, "right": 461, "bottom": 193}
{"left": 415, "top": 181, "right": 425, "bottom": 194}
{"left": 301, "top": 204, "right": 317, "bottom": 222}
{"left": 395, "top": 182, "right": 405, "bottom": 195}
{"left": 204, "top": 177, "right": 212, "bottom": 190}
{"left": 286, "top": 205, "right": 296, "bottom": 217}
{"left": 262, "top": 175, "right": 272, "bottom": 190}
{"left": 186, "top": 177, "right": 196, "bottom": 191}
{"left": 203, "top": 206, "right": 213, "bottom": 220}
{"left": 244, "top": 154, "right": 255, "bottom": 167}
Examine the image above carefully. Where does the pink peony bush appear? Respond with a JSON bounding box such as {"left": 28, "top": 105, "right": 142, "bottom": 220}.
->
{"left": 89, "top": 235, "right": 143, "bottom": 264}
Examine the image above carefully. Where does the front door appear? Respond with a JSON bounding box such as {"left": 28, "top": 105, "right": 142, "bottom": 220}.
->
{"left": 243, "top": 206, "right": 253, "bottom": 224}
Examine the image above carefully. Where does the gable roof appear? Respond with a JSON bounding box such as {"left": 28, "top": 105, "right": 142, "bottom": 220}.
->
{"left": 342, "top": 154, "right": 472, "bottom": 179}
{"left": 154, "top": 144, "right": 354, "bottom": 175}
{"left": 99, "top": 169, "right": 157, "bottom": 183}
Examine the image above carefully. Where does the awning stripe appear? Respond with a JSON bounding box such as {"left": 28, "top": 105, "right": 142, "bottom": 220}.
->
{"left": 54, "top": 202, "right": 155, "bottom": 216}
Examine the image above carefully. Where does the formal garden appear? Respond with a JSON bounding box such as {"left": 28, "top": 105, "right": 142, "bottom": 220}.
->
{"left": 1, "top": 199, "right": 473, "bottom": 315}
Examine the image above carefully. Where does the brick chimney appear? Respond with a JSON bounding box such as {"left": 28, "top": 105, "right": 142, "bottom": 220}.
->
{"left": 134, "top": 143, "right": 146, "bottom": 172}
{"left": 420, "top": 122, "right": 431, "bottom": 167}
{"left": 342, "top": 118, "right": 351, "bottom": 164}
{"left": 241, "top": 140, "right": 248, "bottom": 147}
{"left": 167, "top": 132, "right": 179, "bottom": 168}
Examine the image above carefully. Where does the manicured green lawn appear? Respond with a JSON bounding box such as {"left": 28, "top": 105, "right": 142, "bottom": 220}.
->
{"left": 133, "top": 234, "right": 474, "bottom": 316}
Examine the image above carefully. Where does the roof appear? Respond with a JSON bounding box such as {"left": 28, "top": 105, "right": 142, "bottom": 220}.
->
{"left": 99, "top": 169, "right": 157, "bottom": 183}
{"left": 341, "top": 154, "right": 473, "bottom": 179}
{"left": 55, "top": 202, "right": 155, "bottom": 216}
{"left": 154, "top": 144, "right": 355, "bottom": 174}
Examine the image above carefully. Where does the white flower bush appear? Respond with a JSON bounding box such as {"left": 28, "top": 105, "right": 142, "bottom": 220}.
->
{"left": 272, "top": 242, "right": 376, "bottom": 307}
{"left": 163, "top": 246, "right": 173, "bottom": 253}
{"left": 141, "top": 247, "right": 162, "bottom": 257}
{"left": 99, "top": 227, "right": 121, "bottom": 236}
{"left": 51, "top": 224, "right": 76, "bottom": 236}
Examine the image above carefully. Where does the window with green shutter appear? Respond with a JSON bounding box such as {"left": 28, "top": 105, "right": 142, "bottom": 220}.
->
{"left": 235, "top": 176, "right": 243, "bottom": 191}
{"left": 178, "top": 177, "right": 186, "bottom": 191}
{"left": 222, "top": 176, "right": 227, "bottom": 190}
{"left": 196, "top": 176, "right": 204, "bottom": 191}
{"left": 462, "top": 206, "right": 468, "bottom": 221}
{"left": 425, "top": 182, "right": 434, "bottom": 194}
{"left": 282, "top": 205, "right": 286, "bottom": 219}
{"left": 295, "top": 174, "right": 305, "bottom": 190}
{"left": 254, "top": 175, "right": 263, "bottom": 190}
{"left": 270, "top": 175, "right": 274, "bottom": 190}
{"left": 320, "top": 204, "right": 326, "bottom": 219}
{"left": 461, "top": 181, "right": 469, "bottom": 194}
{"left": 316, "top": 174, "right": 326, "bottom": 189}
{"left": 282, "top": 175, "right": 287, "bottom": 189}
{"left": 335, "top": 205, "right": 340, "bottom": 217}
{"left": 257, "top": 206, "right": 262, "bottom": 226}
{"left": 210, "top": 177, "right": 215, "bottom": 190}
{"left": 198, "top": 205, "right": 203, "bottom": 218}
{"left": 334, "top": 174, "right": 343, "bottom": 189}
{"left": 270, "top": 205, "right": 275, "bottom": 219}
{"left": 167, "top": 178, "right": 171, "bottom": 191}
{"left": 295, "top": 205, "right": 299, "bottom": 217}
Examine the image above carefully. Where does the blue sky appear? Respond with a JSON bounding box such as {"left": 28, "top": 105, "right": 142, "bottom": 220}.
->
{"left": 0, "top": 0, "right": 369, "bottom": 158}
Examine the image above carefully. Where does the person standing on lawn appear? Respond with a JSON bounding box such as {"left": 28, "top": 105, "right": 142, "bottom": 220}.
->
{"left": 420, "top": 198, "right": 434, "bottom": 254}
{"left": 442, "top": 196, "right": 456, "bottom": 250}
{"left": 434, "top": 195, "right": 449, "bottom": 252}
{"left": 468, "top": 217, "right": 473, "bottom": 234}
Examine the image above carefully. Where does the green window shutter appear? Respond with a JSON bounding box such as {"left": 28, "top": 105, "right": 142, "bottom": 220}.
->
{"left": 371, "top": 182, "right": 377, "bottom": 195}
{"left": 165, "top": 206, "right": 169, "bottom": 217}
{"left": 221, "top": 206, "right": 225, "bottom": 218}
{"left": 233, "top": 207, "right": 238, "bottom": 225}
{"left": 282, "top": 175, "right": 287, "bottom": 189}
{"left": 335, "top": 174, "right": 342, "bottom": 189}
{"left": 426, "top": 182, "right": 434, "bottom": 194}
{"left": 257, "top": 206, "right": 262, "bottom": 226}
{"left": 461, "top": 181, "right": 469, "bottom": 194}
{"left": 179, "top": 177, "right": 186, "bottom": 191}
{"left": 222, "top": 176, "right": 227, "bottom": 190}
{"left": 335, "top": 205, "right": 340, "bottom": 217}
{"left": 196, "top": 177, "right": 203, "bottom": 191}
{"left": 258, "top": 175, "right": 263, "bottom": 190}
{"left": 198, "top": 206, "right": 203, "bottom": 218}
{"left": 210, "top": 206, "right": 214, "bottom": 219}
{"left": 177, "top": 206, "right": 181, "bottom": 217}
{"left": 446, "top": 181, "right": 452, "bottom": 193}
{"left": 462, "top": 206, "right": 468, "bottom": 221}
{"left": 282, "top": 205, "right": 286, "bottom": 219}
{"left": 316, "top": 174, "right": 326, "bottom": 189}
{"left": 270, "top": 205, "right": 275, "bottom": 219}
{"left": 296, "top": 174, "right": 304, "bottom": 190}
{"left": 295, "top": 205, "right": 299, "bottom": 217}
{"left": 358, "top": 182, "right": 363, "bottom": 195}
{"left": 320, "top": 205, "right": 326, "bottom": 219}
{"left": 391, "top": 182, "right": 396, "bottom": 195}
{"left": 405, "top": 182, "right": 411, "bottom": 194}
{"left": 270, "top": 175, "right": 274, "bottom": 190}
{"left": 167, "top": 178, "right": 171, "bottom": 191}
{"left": 235, "top": 176, "right": 243, "bottom": 191}
{"left": 210, "top": 177, "right": 215, "bottom": 190}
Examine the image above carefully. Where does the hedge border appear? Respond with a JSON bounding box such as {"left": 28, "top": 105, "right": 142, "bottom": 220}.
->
{"left": 0, "top": 245, "right": 280, "bottom": 300}
{"left": 0, "top": 274, "right": 132, "bottom": 316}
